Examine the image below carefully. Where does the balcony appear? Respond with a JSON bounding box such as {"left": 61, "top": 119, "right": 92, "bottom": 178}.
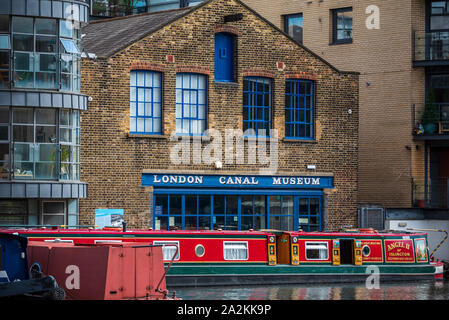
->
{"left": 413, "top": 103, "right": 449, "bottom": 140}
{"left": 413, "top": 178, "right": 449, "bottom": 209}
{"left": 413, "top": 31, "right": 449, "bottom": 66}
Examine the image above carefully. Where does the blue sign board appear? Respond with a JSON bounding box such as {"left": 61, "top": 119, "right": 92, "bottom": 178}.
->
{"left": 142, "top": 173, "right": 333, "bottom": 189}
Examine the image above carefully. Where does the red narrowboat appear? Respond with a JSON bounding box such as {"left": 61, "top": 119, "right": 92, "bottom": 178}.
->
{"left": 0, "top": 227, "right": 443, "bottom": 287}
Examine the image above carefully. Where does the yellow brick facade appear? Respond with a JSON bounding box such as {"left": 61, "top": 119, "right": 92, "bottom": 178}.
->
{"left": 243, "top": 0, "right": 428, "bottom": 208}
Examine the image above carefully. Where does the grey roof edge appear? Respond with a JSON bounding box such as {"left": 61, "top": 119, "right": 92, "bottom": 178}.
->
{"left": 86, "top": 0, "right": 358, "bottom": 76}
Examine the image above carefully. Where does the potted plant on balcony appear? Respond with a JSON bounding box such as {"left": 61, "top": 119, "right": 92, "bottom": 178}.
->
{"left": 421, "top": 90, "right": 439, "bottom": 134}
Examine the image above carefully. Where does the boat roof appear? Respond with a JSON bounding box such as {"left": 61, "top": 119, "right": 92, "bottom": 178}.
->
{"left": 0, "top": 228, "right": 427, "bottom": 238}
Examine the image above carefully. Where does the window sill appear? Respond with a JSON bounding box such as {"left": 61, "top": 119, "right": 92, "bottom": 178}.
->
{"left": 127, "top": 133, "right": 169, "bottom": 139}
{"left": 282, "top": 138, "right": 317, "bottom": 144}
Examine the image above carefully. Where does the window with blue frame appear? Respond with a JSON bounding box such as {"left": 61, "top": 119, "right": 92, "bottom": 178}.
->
{"left": 215, "top": 32, "right": 235, "bottom": 82}
{"left": 176, "top": 73, "right": 207, "bottom": 135}
{"left": 285, "top": 79, "right": 315, "bottom": 139}
{"left": 243, "top": 77, "right": 272, "bottom": 137}
{"left": 298, "top": 197, "right": 321, "bottom": 232}
{"left": 129, "top": 70, "right": 162, "bottom": 134}
{"left": 153, "top": 193, "right": 321, "bottom": 232}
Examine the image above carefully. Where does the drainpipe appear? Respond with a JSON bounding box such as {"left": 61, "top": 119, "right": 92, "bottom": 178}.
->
{"left": 425, "top": 142, "right": 429, "bottom": 206}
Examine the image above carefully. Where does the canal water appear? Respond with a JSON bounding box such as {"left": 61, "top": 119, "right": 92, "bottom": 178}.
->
{"left": 173, "top": 280, "right": 449, "bottom": 300}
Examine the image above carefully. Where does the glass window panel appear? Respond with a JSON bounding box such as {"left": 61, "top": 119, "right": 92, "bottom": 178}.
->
{"left": 36, "top": 109, "right": 56, "bottom": 125}
{"left": 36, "top": 126, "right": 56, "bottom": 143}
{"left": 0, "top": 15, "right": 9, "bottom": 33}
{"left": 13, "top": 34, "right": 34, "bottom": 51}
{"left": 60, "top": 20, "right": 73, "bottom": 38}
{"left": 169, "top": 195, "right": 182, "bottom": 215}
{"left": 13, "top": 160, "right": 33, "bottom": 179}
{"left": 36, "top": 36, "right": 56, "bottom": 53}
{"left": 241, "top": 195, "right": 253, "bottom": 215}
{"left": 0, "top": 35, "right": 10, "bottom": 49}
{"left": 60, "top": 109, "right": 71, "bottom": 126}
{"left": 213, "top": 195, "right": 225, "bottom": 214}
{"left": 0, "top": 126, "right": 7, "bottom": 141}
{"left": 36, "top": 72, "right": 56, "bottom": 89}
{"left": 155, "top": 195, "right": 168, "bottom": 215}
{"left": 60, "top": 145, "right": 70, "bottom": 162}
{"left": 241, "top": 215, "right": 253, "bottom": 230}
{"left": 13, "top": 126, "right": 33, "bottom": 142}
{"left": 0, "top": 108, "right": 7, "bottom": 124}
{"left": 198, "top": 195, "right": 211, "bottom": 215}
{"left": 282, "top": 196, "right": 294, "bottom": 215}
{"left": 155, "top": 216, "right": 168, "bottom": 230}
{"left": 269, "top": 196, "right": 281, "bottom": 214}
{"left": 36, "top": 19, "right": 57, "bottom": 35}
{"left": 37, "top": 144, "right": 57, "bottom": 161}
{"left": 35, "top": 162, "right": 57, "bottom": 179}
{"left": 43, "top": 214, "right": 64, "bottom": 225}
{"left": 0, "top": 143, "right": 9, "bottom": 161}
{"left": 226, "top": 195, "right": 238, "bottom": 214}
{"left": 213, "top": 215, "right": 225, "bottom": 230}
{"left": 185, "top": 195, "right": 197, "bottom": 215}
{"left": 282, "top": 215, "right": 294, "bottom": 231}
{"left": 185, "top": 216, "right": 197, "bottom": 230}
{"left": 12, "top": 17, "right": 33, "bottom": 34}
{"left": 310, "top": 198, "right": 320, "bottom": 214}
{"left": 269, "top": 215, "right": 281, "bottom": 230}
{"left": 254, "top": 216, "right": 266, "bottom": 230}
{"left": 198, "top": 216, "right": 210, "bottom": 230}
{"left": 225, "top": 215, "right": 238, "bottom": 230}
{"left": 60, "top": 39, "right": 80, "bottom": 54}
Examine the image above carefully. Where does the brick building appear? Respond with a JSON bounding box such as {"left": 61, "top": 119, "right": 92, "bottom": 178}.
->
{"left": 79, "top": 0, "right": 359, "bottom": 231}
{"left": 243, "top": 0, "right": 449, "bottom": 229}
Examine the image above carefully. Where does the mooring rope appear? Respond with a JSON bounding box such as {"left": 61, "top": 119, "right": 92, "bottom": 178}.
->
{"left": 407, "top": 228, "right": 448, "bottom": 259}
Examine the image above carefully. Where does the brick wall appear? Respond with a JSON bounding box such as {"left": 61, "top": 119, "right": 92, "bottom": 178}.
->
{"left": 80, "top": 0, "right": 359, "bottom": 230}
{"left": 243, "top": 0, "right": 427, "bottom": 208}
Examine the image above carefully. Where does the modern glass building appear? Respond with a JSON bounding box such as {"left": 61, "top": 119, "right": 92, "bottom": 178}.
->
{"left": 0, "top": 0, "right": 89, "bottom": 227}
{"left": 89, "top": 0, "right": 204, "bottom": 19}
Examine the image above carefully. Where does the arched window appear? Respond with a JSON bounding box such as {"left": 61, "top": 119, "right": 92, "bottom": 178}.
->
{"left": 214, "top": 32, "right": 235, "bottom": 82}
{"left": 129, "top": 70, "right": 162, "bottom": 134}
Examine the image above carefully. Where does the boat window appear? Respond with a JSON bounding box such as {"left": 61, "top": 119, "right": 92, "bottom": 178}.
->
{"left": 153, "top": 241, "right": 180, "bottom": 261}
{"left": 305, "top": 242, "right": 329, "bottom": 260}
{"left": 223, "top": 241, "right": 248, "bottom": 261}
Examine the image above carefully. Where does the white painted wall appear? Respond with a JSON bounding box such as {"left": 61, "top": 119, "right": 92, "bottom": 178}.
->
{"left": 386, "top": 220, "right": 449, "bottom": 261}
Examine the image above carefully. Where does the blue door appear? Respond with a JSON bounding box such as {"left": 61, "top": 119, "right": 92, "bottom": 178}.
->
{"left": 215, "top": 33, "right": 234, "bottom": 82}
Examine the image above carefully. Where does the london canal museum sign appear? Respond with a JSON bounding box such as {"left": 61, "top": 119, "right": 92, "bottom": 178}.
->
{"left": 142, "top": 173, "right": 334, "bottom": 189}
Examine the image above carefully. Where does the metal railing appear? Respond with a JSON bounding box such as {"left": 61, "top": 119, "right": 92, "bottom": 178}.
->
{"left": 413, "top": 178, "right": 449, "bottom": 209}
{"left": 414, "top": 30, "right": 449, "bottom": 62}
{"left": 413, "top": 103, "right": 449, "bottom": 135}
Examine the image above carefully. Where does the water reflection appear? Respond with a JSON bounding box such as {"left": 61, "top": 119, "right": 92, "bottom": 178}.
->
{"left": 173, "top": 280, "right": 449, "bottom": 300}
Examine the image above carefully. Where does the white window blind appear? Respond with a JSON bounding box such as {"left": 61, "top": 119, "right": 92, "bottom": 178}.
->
{"left": 223, "top": 241, "right": 248, "bottom": 260}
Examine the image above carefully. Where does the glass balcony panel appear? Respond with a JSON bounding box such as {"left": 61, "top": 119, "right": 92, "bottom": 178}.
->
{"left": 13, "top": 161, "right": 34, "bottom": 179}
{"left": 35, "top": 162, "right": 57, "bottom": 180}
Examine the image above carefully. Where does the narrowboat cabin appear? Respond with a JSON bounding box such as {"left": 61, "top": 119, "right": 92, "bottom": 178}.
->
{"left": 0, "top": 227, "right": 442, "bottom": 287}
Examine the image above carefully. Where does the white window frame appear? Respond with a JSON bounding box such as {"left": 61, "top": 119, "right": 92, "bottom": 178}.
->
{"left": 305, "top": 241, "right": 329, "bottom": 261}
{"left": 223, "top": 241, "right": 249, "bottom": 261}
{"left": 153, "top": 240, "right": 180, "bottom": 261}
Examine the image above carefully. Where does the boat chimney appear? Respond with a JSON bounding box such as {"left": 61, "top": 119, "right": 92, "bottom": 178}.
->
{"left": 122, "top": 221, "right": 127, "bottom": 233}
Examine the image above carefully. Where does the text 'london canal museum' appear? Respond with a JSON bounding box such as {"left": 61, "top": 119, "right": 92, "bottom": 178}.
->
{"left": 79, "top": 0, "right": 359, "bottom": 232}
